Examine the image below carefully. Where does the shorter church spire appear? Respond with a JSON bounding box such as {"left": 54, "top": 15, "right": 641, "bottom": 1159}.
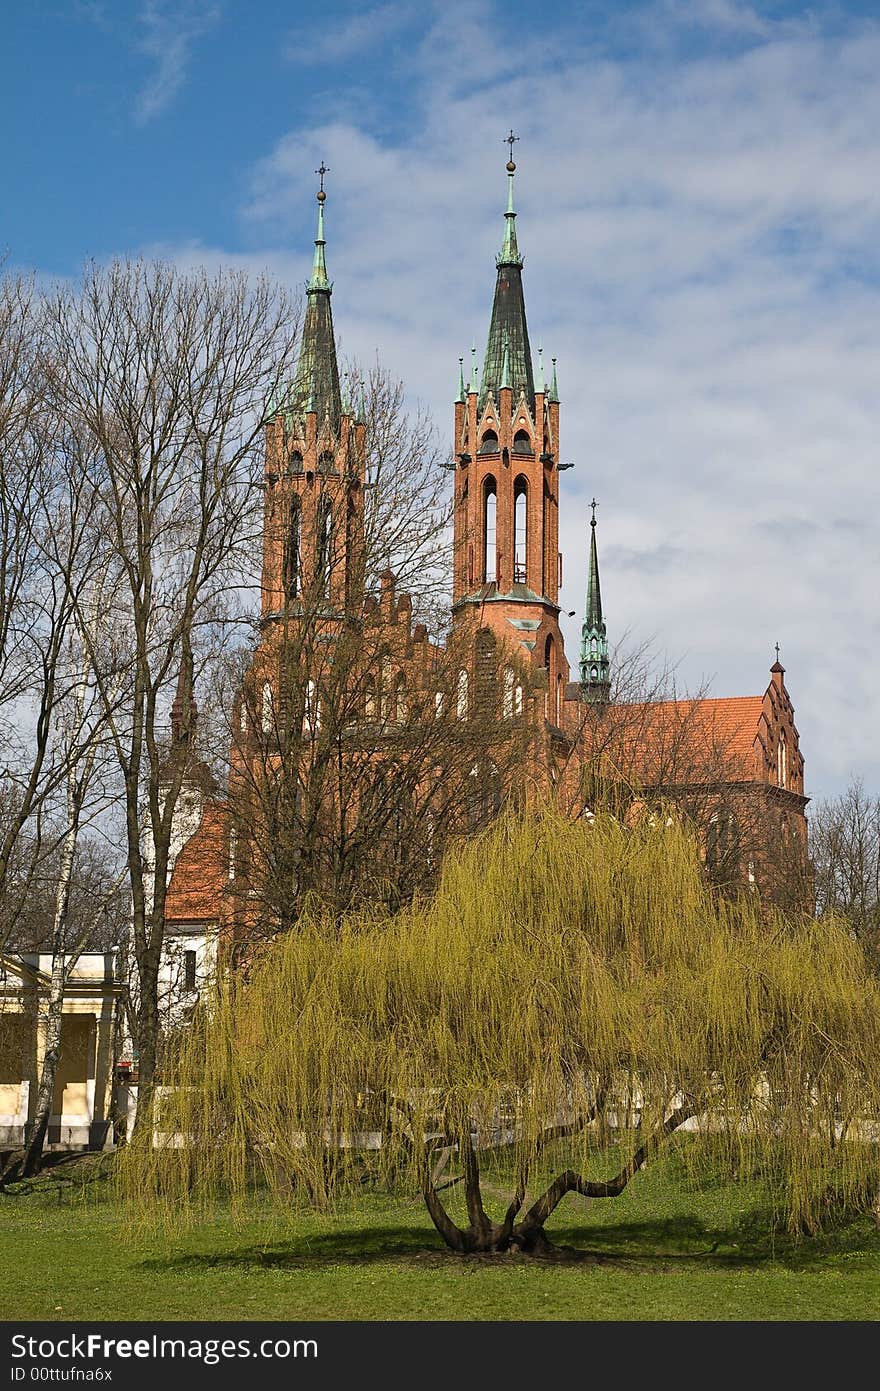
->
{"left": 579, "top": 499, "right": 611, "bottom": 703}
{"left": 289, "top": 164, "right": 342, "bottom": 433}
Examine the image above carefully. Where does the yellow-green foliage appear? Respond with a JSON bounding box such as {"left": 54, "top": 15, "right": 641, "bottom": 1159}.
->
{"left": 120, "top": 809, "right": 880, "bottom": 1235}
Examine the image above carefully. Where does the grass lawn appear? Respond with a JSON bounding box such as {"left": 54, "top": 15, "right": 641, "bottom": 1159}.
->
{"left": 0, "top": 1146, "right": 878, "bottom": 1321}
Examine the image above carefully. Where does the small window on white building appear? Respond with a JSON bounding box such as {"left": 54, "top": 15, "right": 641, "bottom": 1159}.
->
{"left": 239, "top": 700, "right": 248, "bottom": 734}
{"left": 434, "top": 690, "right": 444, "bottom": 719}
{"left": 228, "top": 827, "right": 237, "bottom": 880}
{"left": 183, "top": 950, "right": 197, "bottom": 992}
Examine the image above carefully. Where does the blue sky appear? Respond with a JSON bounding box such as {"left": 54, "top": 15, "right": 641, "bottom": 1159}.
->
{"left": 5, "top": 0, "right": 880, "bottom": 800}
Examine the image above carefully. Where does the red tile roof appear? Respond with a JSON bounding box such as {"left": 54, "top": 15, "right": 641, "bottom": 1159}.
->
{"left": 593, "top": 694, "right": 766, "bottom": 787}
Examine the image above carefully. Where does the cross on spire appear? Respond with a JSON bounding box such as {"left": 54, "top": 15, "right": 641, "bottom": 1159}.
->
{"left": 504, "top": 129, "right": 519, "bottom": 166}
{"left": 775, "top": 641, "right": 780, "bottom": 661}
{"left": 590, "top": 497, "right": 598, "bottom": 525}
{"left": 315, "top": 162, "right": 329, "bottom": 199}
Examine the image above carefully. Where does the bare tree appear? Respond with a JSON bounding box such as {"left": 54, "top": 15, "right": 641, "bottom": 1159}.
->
{"left": 811, "top": 780, "right": 880, "bottom": 967}
{"left": 42, "top": 259, "right": 300, "bottom": 1130}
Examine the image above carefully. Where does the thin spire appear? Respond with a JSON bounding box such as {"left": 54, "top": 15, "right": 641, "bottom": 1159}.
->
{"left": 290, "top": 164, "right": 342, "bottom": 432}
{"left": 308, "top": 163, "right": 331, "bottom": 292}
{"left": 470, "top": 342, "right": 478, "bottom": 394}
{"left": 548, "top": 356, "right": 559, "bottom": 403}
{"left": 536, "top": 343, "right": 544, "bottom": 393}
{"left": 498, "top": 131, "right": 523, "bottom": 268}
{"left": 481, "top": 135, "right": 534, "bottom": 409}
{"left": 580, "top": 499, "right": 611, "bottom": 702}
{"left": 456, "top": 356, "right": 466, "bottom": 404}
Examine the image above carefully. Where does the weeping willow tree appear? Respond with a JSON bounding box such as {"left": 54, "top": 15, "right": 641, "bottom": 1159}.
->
{"left": 119, "top": 809, "right": 880, "bottom": 1256}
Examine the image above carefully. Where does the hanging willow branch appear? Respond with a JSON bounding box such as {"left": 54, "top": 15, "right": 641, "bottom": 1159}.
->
{"left": 119, "top": 807, "right": 880, "bottom": 1254}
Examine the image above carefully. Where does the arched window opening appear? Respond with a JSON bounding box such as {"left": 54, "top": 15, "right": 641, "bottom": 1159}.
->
{"left": 228, "top": 828, "right": 237, "bottom": 881}
{"left": 434, "top": 690, "right": 444, "bottom": 720}
{"left": 503, "top": 666, "right": 515, "bottom": 719}
{"left": 514, "top": 683, "right": 523, "bottom": 717}
{"left": 556, "top": 673, "right": 563, "bottom": 726}
{"left": 483, "top": 478, "right": 497, "bottom": 583}
{"left": 543, "top": 634, "right": 554, "bottom": 720}
{"left": 706, "top": 809, "right": 740, "bottom": 879}
{"left": 456, "top": 668, "right": 469, "bottom": 720}
{"left": 513, "top": 430, "right": 532, "bottom": 455}
{"left": 394, "top": 673, "right": 408, "bottom": 723}
{"left": 364, "top": 675, "right": 376, "bottom": 720}
{"left": 261, "top": 681, "right": 274, "bottom": 734}
{"left": 304, "top": 679, "right": 319, "bottom": 733}
{"left": 239, "top": 700, "right": 248, "bottom": 734}
{"left": 316, "top": 499, "right": 333, "bottom": 597}
{"left": 289, "top": 450, "right": 303, "bottom": 474}
{"left": 283, "top": 496, "right": 300, "bottom": 600}
{"left": 317, "top": 449, "right": 335, "bottom": 472}
{"left": 478, "top": 430, "right": 498, "bottom": 455}
{"left": 777, "top": 734, "right": 787, "bottom": 788}
{"left": 467, "top": 761, "right": 502, "bottom": 831}
{"left": 514, "top": 478, "right": 528, "bottom": 583}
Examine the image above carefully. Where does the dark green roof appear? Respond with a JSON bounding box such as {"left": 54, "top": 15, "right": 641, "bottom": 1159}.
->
{"left": 479, "top": 169, "right": 534, "bottom": 412}
{"left": 288, "top": 200, "right": 342, "bottom": 432}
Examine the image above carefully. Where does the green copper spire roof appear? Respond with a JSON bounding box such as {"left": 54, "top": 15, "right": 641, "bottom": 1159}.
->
{"left": 480, "top": 144, "right": 534, "bottom": 411}
{"left": 548, "top": 356, "right": 559, "bottom": 403}
{"left": 288, "top": 169, "right": 342, "bottom": 433}
{"left": 579, "top": 500, "right": 611, "bottom": 703}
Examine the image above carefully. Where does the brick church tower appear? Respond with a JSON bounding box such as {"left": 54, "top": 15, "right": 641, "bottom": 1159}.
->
{"left": 452, "top": 141, "right": 570, "bottom": 729}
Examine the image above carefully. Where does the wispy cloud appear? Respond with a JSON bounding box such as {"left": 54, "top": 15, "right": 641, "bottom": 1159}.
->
{"left": 133, "top": 0, "right": 219, "bottom": 125}
{"left": 282, "top": 2, "right": 416, "bottom": 66}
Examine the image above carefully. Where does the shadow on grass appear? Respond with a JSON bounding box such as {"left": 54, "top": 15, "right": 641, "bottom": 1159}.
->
{"left": 137, "top": 1208, "right": 879, "bottom": 1275}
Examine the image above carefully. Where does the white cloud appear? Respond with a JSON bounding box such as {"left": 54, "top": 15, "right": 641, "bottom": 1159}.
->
{"left": 159, "top": 0, "right": 880, "bottom": 800}
{"left": 133, "top": 0, "right": 219, "bottom": 125}
{"left": 282, "top": 3, "right": 416, "bottom": 65}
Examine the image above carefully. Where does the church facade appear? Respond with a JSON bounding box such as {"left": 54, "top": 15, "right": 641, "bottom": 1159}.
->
{"left": 163, "top": 154, "right": 810, "bottom": 963}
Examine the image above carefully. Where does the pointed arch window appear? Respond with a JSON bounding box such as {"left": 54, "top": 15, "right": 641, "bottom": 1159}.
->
{"left": 394, "top": 672, "right": 408, "bottom": 723}
{"left": 289, "top": 449, "right": 303, "bottom": 474}
{"left": 364, "top": 675, "right": 376, "bottom": 720}
{"left": 483, "top": 477, "right": 497, "bottom": 583}
{"left": 503, "top": 666, "right": 515, "bottom": 719}
{"left": 239, "top": 700, "right": 248, "bottom": 734}
{"left": 316, "top": 498, "right": 333, "bottom": 597}
{"left": 479, "top": 429, "right": 498, "bottom": 455}
{"left": 228, "top": 827, "right": 237, "bottom": 882}
{"left": 261, "top": 681, "right": 274, "bottom": 734}
{"left": 514, "top": 477, "right": 528, "bottom": 584}
{"left": 456, "top": 668, "right": 469, "bottom": 720}
{"left": 283, "top": 496, "right": 301, "bottom": 600}
{"left": 318, "top": 449, "right": 335, "bottom": 472}
{"left": 777, "top": 734, "right": 787, "bottom": 788}
{"left": 304, "top": 679, "right": 320, "bottom": 733}
{"left": 434, "top": 690, "right": 444, "bottom": 720}
{"left": 513, "top": 430, "right": 532, "bottom": 455}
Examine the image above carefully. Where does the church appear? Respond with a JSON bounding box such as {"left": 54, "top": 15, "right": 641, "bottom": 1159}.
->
{"left": 161, "top": 148, "right": 810, "bottom": 986}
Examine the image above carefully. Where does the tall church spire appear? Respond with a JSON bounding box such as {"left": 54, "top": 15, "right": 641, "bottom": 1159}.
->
{"left": 480, "top": 134, "right": 534, "bottom": 410}
{"left": 580, "top": 500, "right": 611, "bottom": 703}
{"left": 289, "top": 164, "right": 342, "bottom": 433}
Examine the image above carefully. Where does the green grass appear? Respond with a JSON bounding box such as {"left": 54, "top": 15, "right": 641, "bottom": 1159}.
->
{"left": 1, "top": 1148, "right": 878, "bottom": 1321}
